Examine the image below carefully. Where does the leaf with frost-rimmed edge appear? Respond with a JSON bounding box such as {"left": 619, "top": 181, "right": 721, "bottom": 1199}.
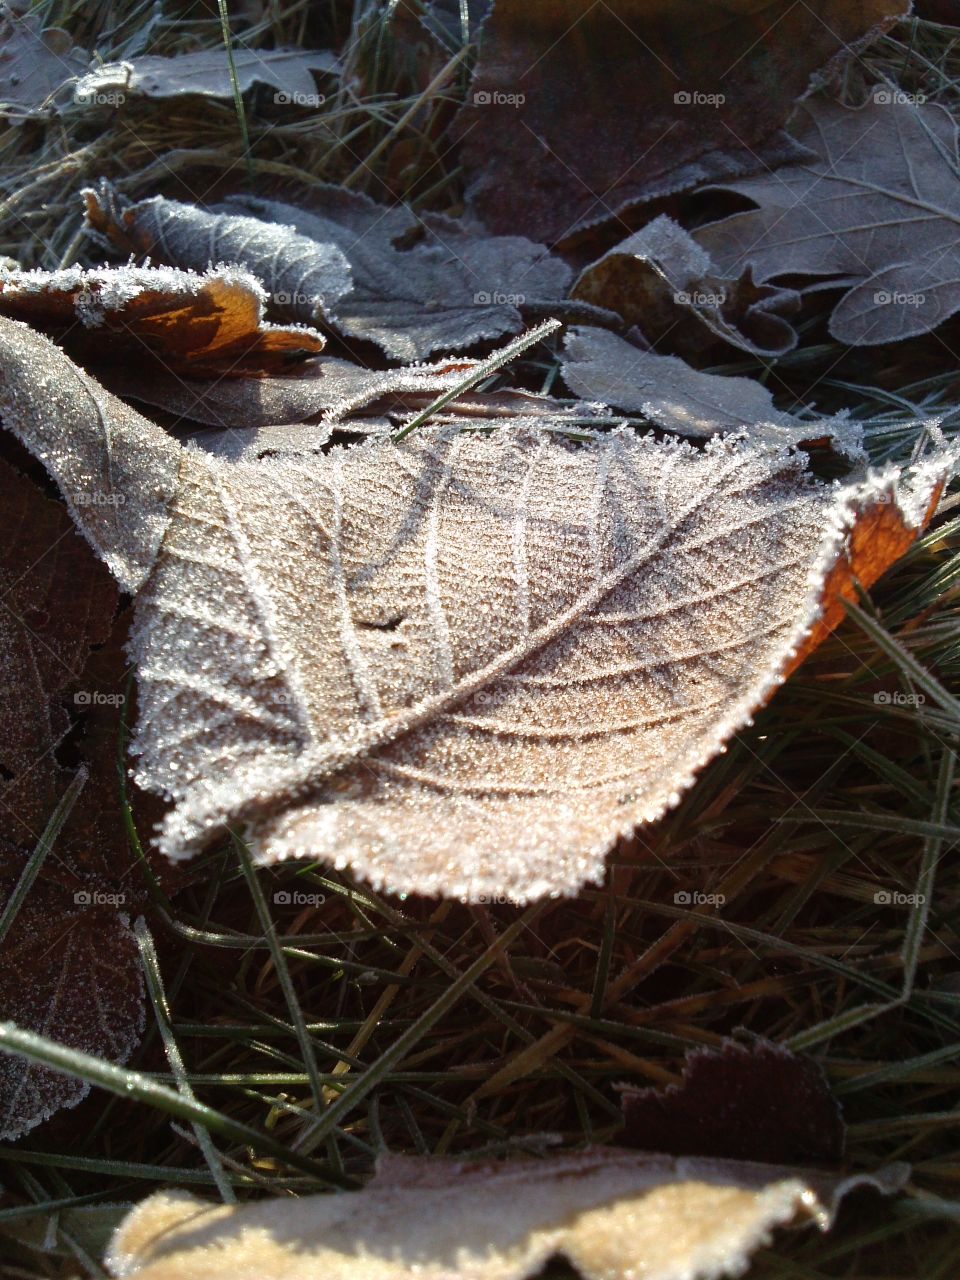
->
{"left": 572, "top": 216, "right": 800, "bottom": 359}
{"left": 562, "top": 326, "right": 864, "bottom": 459}
{"left": 695, "top": 96, "right": 960, "bottom": 347}
{"left": 85, "top": 183, "right": 571, "bottom": 361}
{"left": 0, "top": 10, "right": 87, "bottom": 116}
{"left": 0, "top": 262, "right": 326, "bottom": 375}
{"left": 74, "top": 47, "right": 337, "bottom": 103}
{"left": 0, "top": 316, "right": 955, "bottom": 903}
{"left": 104, "top": 1149, "right": 908, "bottom": 1280}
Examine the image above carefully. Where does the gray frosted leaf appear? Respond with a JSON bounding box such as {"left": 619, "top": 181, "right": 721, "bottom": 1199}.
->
{"left": 74, "top": 46, "right": 337, "bottom": 102}
{"left": 203, "top": 188, "right": 571, "bottom": 359}
{"left": 84, "top": 186, "right": 353, "bottom": 327}
{"left": 696, "top": 96, "right": 960, "bottom": 347}
{"left": 105, "top": 1149, "right": 907, "bottom": 1280}
{"left": 2, "top": 318, "right": 953, "bottom": 902}
{"left": 0, "top": 10, "right": 88, "bottom": 115}
{"left": 562, "top": 327, "right": 864, "bottom": 459}
{"left": 573, "top": 216, "right": 799, "bottom": 358}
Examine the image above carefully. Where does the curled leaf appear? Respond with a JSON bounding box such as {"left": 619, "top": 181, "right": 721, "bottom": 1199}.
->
{"left": 104, "top": 1149, "right": 908, "bottom": 1280}
{"left": 0, "top": 317, "right": 953, "bottom": 902}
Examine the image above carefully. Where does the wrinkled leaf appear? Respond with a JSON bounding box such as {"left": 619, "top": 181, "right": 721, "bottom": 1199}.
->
{"left": 0, "top": 10, "right": 87, "bottom": 115}
{"left": 0, "top": 454, "right": 145, "bottom": 1139}
{"left": 86, "top": 183, "right": 571, "bottom": 360}
{"left": 455, "top": 0, "right": 908, "bottom": 242}
{"left": 75, "top": 46, "right": 337, "bottom": 103}
{"left": 104, "top": 1149, "right": 907, "bottom": 1280}
{"left": 620, "top": 1037, "right": 845, "bottom": 1163}
{"left": 0, "top": 318, "right": 953, "bottom": 902}
{"left": 572, "top": 215, "right": 800, "bottom": 358}
{"left": 562, "top": 326, "right": 864, "bottom": 457}
{"left": 696, "top": 96, "right": 960, "bottom": 346}
{"left": 0, "top": 262, "right": 326, "bottom": 374}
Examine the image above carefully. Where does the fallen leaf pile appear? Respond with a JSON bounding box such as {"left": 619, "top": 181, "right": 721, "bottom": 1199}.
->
{"left": 0, "top": 2, "right": 958, "bottom": 1271}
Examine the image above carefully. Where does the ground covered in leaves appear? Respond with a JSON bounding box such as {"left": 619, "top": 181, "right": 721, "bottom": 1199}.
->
{"left": 2, "top": 2, "right": 960, "bottom": 1279}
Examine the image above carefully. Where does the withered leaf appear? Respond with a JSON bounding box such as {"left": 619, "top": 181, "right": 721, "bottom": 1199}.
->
{"left": 0, "top": 9, "right": 87, "bottom": 116}
{"left": 0, "top": 453, "right": 144, "bottom": 1140}
{"left": 86, "top": 183, "right": 571, "bottom": 360}
{"left": 695, "top": 96, "right": 960, "bottom": 346}
{"left": 619, "top": 1038, "right": 845, "bottom": 1164}
{"left": 455, "top": 0, "right": 908, "bottom": 242}
{"left": 74, "top": 46, "right": 337, "bottom": 103}
{"left": 0, "top": 263, "right": 326, "bottom": 375}
{"left": 561, "top": 326, "right": 864, "bottom": 457}
{"left": 572, "top": 215, "right": 800, "bottom": 359}
{"left": 104, "top": 1149, "right": 907, "bottom": 1280}
{"left": 0, "top": 317, "right": 954, "bottom": 902}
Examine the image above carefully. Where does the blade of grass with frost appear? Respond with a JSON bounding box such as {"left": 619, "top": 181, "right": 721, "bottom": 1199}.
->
{"left": 134, "top": 919, "right": 236, "bottom": 1203}
{"left": 216, "top": 0, "right": 252, "bottom": 180}
{"left": 0, "top": 765, "right": 87, "bottom": 945}
{"left": 392, "top": 319, "right": 561, "bottom": 441}
{"left": 0, "top": 1022, "right": 352, "bottom": 1186}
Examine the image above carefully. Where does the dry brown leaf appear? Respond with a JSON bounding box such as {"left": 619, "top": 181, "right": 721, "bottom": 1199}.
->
{"left": 0, "top": 317, "right": 953, "bottom": 901}
{"left": 0, "top": 263, "right": 326, "bottom": 375}
{"left": 694, "top": 95, "right": 960, "bottom": 346}
{"left": 74, "top": 46, "right": 337, "bottom": 103}
{"left": 561, "top": 326, "right": 864, "bottom": 456}
{"left": 104, "top": 1149, "right": 907, "bottom": 1280}
{"left": 0, "top": 8, "right": 87, "bottom": 116}
{"left": 455, "top": 0, "right": 908, "bottom": 243}
{"left": 85, "top": 183, "right": 570, "bottom": 360}
{"left": 571, "top": 216, "right": 800, "bottom": 359}
{"left": 0, "top": 452, "right": 145, "bottom": 1139}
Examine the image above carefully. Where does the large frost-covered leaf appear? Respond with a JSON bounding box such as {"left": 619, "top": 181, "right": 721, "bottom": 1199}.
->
{"left": 0, "top": 10, "right": 87, "bottom": 116}
{"left": 562, "top": 327, "right": 864, "bottom": 458}
{"left": 75, "top": 46, "right": 337, "bottom": 103}
{"left": 0, "top": 317, "right": 953, "bottom": 902}
{"left": 696, "top": 97, "right": 960, "bottom": 346}
{"left": 85, "top": 184, "right": 571, "bottom": 361}
{"left": 105, "top": 1149, "right": 907, "bottom": 1280}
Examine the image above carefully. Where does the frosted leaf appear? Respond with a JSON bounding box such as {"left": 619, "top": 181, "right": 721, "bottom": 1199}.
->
{"left": 562, "top": 327, "right": 864, "bottom": 459}
{"left": 102, "top": 353, "right": 486, "bottom": 430}
{"left": 86, "top": 183, "right": 571, "bottom": 360}
{"left": 0, "top": 262, "right": 326, "bottom": 374}
{"left": 695, "top": 97, "right": 960, "bottom": 346}
{"left": 84, "top": 185, "right": 353, "bottom": 329}
{"left": 105, "top": 1149, "right": 907, "bottom": 1280}
{"left": 74, "top": 46, "right": 337, "bottom": 102}
{"left": 572, "top": 217, "right": 799, "bottom": 358}
{"left": 0, "top": 10, "right": 87, "bottom": 116}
